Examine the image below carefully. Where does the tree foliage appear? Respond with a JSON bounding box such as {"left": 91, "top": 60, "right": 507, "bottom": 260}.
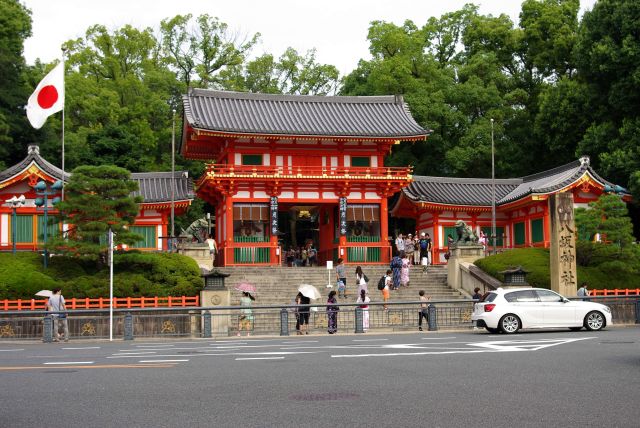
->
{"left": 51, "top": 165, "right": 143, "bottom": 261}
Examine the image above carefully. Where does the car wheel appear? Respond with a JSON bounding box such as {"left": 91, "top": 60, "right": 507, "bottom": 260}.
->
{"left": 584, "top": 311, "right": 606, "bottom": 331}
{"left": 499, "top": 314, "right": 520, "bottom": 334}
{"left": 485, "top": 327, "right": 499, "bottom": 334}
{"left": 569, "top": 327, "right": 582, "bottom": 331}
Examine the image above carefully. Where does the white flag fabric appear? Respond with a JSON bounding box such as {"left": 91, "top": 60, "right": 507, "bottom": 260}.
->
{"left": 26, "top": 62, "right": 65, "bottom": 129}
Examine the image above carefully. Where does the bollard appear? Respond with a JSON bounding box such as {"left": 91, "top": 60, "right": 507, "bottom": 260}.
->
{"left": 124, "top": 312, "right": 133, "bottom": 340}
{"left": 43, "top": 315, "right": 53, "bottom": 343}
{"left": 280, "top": 308, "right": 289, "bottom": 336}
{"left": 428, "top": 304, "right": 438, "bottom": 331}
{"left": 203, "top": 311, "right": 212, "bottom": 338}
{"left": 636, "top": 301, "right": 640, "bottom": 324}
{"left": 355, "top": 307, "right": 364, "bottom": 333}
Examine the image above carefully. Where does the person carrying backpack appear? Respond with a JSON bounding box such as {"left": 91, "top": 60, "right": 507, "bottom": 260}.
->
{"left": 378, "top": 270, "right": 391, "bottom": 310}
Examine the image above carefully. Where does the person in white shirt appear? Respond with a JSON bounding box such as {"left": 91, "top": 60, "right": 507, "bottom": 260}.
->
{"left": 205, "top": 234, "right": 217, "bottom": 264}
{"left": 47, "top": 288, "right": 69, "bottom": 342}
{"left": 395, "top": 233, "right": 405, "bottom": 255}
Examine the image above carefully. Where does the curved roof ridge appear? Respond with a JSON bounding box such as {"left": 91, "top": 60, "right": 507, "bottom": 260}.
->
{"left": 520, "top": 159, "right": 582, "bottom": 183}
{"left": 188, "top": 88, "right": 399, "bottom": 104}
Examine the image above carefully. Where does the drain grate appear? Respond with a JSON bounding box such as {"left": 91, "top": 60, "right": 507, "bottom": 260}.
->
{"left": 290, "top": 392, "right": 360, "bottom": 401}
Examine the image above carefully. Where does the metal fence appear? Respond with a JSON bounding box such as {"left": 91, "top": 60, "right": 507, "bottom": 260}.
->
{"left": 0, "top": 296, "right": 638, "bottom": 342}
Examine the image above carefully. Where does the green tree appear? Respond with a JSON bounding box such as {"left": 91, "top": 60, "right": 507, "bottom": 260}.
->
{"left": 159, "top": 14, "right": 259, "bottom": 88}
{"left": 51, "top": 165, "right": 143, "bottom": 262}
{"left": 0, "top": 0, "right": 37, "bottom": 168}
{"left": 575, "top": 194, "right": 635, "bottom": 247}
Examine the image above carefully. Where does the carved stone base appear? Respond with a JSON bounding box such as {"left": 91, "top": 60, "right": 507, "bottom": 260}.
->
{"left": 447, "top": 244, "right": 486, "bottom": 290}
{"left": 200, "top": 288, "right": 230, "bottom": 336}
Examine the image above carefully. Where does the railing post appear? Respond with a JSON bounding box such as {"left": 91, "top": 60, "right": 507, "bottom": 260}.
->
{"left": 203, "top": 311, "right": 212, "bottom": 338}
{"left": 280, "top": 308, "right": 289, "bottom": 336}
{"left": 428, "top": 304, "right": 438, "bottom": 331}
{"left": 43, "top": 315, "right": 53, "bottom": 343}
{"left": 355, "top": 307, "right": 364, "bottom": 333}
{"left": 635, "top": 299, "right": 640, "bottom": 325}
{"left": 124, "top": 312, "right": 133, "bottom": 340}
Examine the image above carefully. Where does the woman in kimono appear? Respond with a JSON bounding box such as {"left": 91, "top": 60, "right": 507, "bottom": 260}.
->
{"left": 401, "top": 252, "right": 411, "bottom": 287}
{"left": 326, "top": 290, "right": 339, "bottom": 334}
{"left": 237, "top": 292, "right": 255, "bottom": 336}
{"left": 390, "top": 251, "right": 404, "bottom": 290}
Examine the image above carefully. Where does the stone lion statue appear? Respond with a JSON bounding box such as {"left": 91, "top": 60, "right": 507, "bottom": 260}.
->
{"left": 455, "top": 220, "right": 478, "bottom": 245}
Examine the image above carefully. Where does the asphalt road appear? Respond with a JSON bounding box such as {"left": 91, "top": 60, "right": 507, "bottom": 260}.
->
{"left": 1, "top": 327, "right": 639, "bottom": 428}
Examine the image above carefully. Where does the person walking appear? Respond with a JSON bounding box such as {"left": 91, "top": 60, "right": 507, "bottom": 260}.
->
{"left": 401, "top": 252, "right": 411, "bottom": 287}
{"left": 390, "top": 251, "right": 403, "bottom": 290}
{"left": 205, "top": 234, "right": 217, "bottom": 265}
{"left": 298, "top": 293, "right": 311, "bottom": 334}
{"left": 355, "top": 266, "right": 368, "bottom": 296}
{"left": 47, "top": 288, "right": 69, "bottom": 342}
{"left": 577, "top": 282, "right": 590, "bottom": 301}
{"left": 237, "top": 292, "right": 255, "bottom": 336}
{"left": 356, "top": 289, "right": 371, "bottom": 332}
{"left": 404, "top": 233, "right": 415, "bottom": 265}
{"left": 472, "top": 287, "right": 483, "bottom": 301}
{"left": 413, "top": 233, "right": 421, "bottom": 265}
{"left": 294, "top": 292, "right": 303, "bottom": 334}
{"left": 395, "top": 233, "right": 405, "bottom": 255}
{"left": 382, "top": 269, "right": 392, "bottom": 310}
{"left": 418, "top": 290, "right": 431, "bottom": 331}
{"left": 335, "top": 258, "right": 347, "bottom": 299}
{"left": 326, "top": 290, "right": 339, "bottom": 334}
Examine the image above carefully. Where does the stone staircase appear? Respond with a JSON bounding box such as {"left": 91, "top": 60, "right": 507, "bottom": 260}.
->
{"left": 218, "top": 264, "right": 464, "bottom": 305}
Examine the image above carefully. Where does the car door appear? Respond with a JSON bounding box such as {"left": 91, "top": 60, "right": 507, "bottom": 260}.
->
{"left": 505, "top": 290, "right": 543, "bottom": 328}
{"left": 535, "top": 290, "right": 578, "bottom": 326}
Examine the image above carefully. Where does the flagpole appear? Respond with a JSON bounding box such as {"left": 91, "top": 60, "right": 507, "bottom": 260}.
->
{"left": 61, "top": 48, "right": 66, "bottom": 199}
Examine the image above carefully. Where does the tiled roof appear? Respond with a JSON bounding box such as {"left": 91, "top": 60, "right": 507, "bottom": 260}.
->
{"left": 183, "top": 89, "right": 429, "bottom": 139}
{"left": 403, "top": 157, "right": 622, "bottom": 207}
{"left": 0, "top": 145, "right": 69, "bottom": 182}
{"left": 0, "top": 146, "right": 193, "bottom": 204}
{"left": 131, "top": 172, "right": 194, "bottom": 203}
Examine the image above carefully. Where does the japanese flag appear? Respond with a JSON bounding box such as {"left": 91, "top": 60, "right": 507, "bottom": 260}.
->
{"left": 26, "top": 62, "right": 65, "bottom": 129}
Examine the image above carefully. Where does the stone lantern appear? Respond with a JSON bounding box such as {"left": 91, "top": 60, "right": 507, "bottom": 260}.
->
{"left": 499, "top": 266, "right": 529, "bottom": 287}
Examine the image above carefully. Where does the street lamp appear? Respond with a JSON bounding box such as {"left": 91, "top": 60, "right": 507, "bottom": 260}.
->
{"left": 490, "top": 118, "right": 497, "bottom": 255}
{"left": 5, "top": 195, "right": 26, "bottom": 254}
{"left": 34, "top": 180, "right": 63, "bottom": 268}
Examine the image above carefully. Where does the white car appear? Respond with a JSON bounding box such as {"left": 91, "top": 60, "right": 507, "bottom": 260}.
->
{"left": 472, "top": 287, "right": 612, "bottom": 334}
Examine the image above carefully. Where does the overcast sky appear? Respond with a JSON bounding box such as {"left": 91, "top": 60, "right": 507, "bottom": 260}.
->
{"left": 22, "top": 0, "right": 597, "bottom": 76}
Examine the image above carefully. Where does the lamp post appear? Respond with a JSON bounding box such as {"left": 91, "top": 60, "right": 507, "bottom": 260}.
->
{"left": 5, "top": 195, "right": 26, "bottom": 254}
{"left": 490, "top": 118, "right": 496, "bottom": 255}
{"left": 34, "top": 180, "right": 63, "bottom": 268}
{"left": 170, "top": 109, "right": 176, "bottom": 252}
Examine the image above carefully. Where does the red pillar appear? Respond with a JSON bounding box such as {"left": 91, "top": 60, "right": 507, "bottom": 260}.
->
{"left": 225, "top": 195, "right": 233, "bottom": 265}
{"left": 432, "top": 213, "right": 440, "bottom": 265}
{"left": 380, "top": 197, "right": 389, "bottom": 264}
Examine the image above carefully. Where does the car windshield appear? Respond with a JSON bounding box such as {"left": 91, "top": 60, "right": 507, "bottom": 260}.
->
{"left": 504, "top": 290, "right": 539, "bottom": 302}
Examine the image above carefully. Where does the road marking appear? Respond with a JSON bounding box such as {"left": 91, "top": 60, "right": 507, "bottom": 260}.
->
{"left": 139, "top": 359, "right": 188, "bottom": 363}
{"left": 113, "top": 352, "right": 158, "bottom": 356}
{"left": 236, "top": 357, "right": 284, "bottom": 361}
{"left": 0, "top": 349, "right": 24, "bottom": 352}
{"left": 469, "top": 337, "right": 594, "bottom": 352}
{"left": 135, "top": 344, "right": 175, "bottom": 348}
{"left": 0, "top": 363, "right": 176, "bottom": 371}
{"left": 44, "top": 361, "right": 94, "bottom": 365}
{"left": 281, "top": 341, "right": 319, "bottom": 344}
{"left": 62, "top": 346, "right": 101, "bottom": 350}
{"left": 421, "top": 337, "right": 457, "bottom": 340}
{"left": 353, "top": 339, "right": 388, "bottom": 342}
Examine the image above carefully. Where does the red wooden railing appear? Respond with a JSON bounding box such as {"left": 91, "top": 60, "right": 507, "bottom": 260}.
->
{"left": 0, "top": 296, "right": 200, "bottom": 311}
{"left": 201, "top": 164, "right": 413, "bottom": 181}
{"left": 589, "top": 289, "right": 640, "bottom": 296}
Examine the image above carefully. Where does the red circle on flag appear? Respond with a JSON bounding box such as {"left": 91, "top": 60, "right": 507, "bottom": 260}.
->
{"left": 37, "top": 85, "right": 59, "bottom": 109}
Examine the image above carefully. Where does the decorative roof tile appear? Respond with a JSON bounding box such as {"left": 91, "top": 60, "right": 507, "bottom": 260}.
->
{"left": 183, "top": 89, "right": 429, "bottom": 139}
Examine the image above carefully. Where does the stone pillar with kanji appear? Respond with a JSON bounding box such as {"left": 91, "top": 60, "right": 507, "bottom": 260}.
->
{"left": 549, "top": 192, "right": 577, "bottom": 296}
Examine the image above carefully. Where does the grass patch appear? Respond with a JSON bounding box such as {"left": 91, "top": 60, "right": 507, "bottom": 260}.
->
{"left": 474, "top": 248, "right": 637, "bottom": 290}
{"left": 0, "top": 252, "right": 203, "bottom": 300}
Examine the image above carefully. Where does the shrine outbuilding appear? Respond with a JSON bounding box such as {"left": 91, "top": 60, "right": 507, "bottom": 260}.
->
{"left": 0, "top": 145, "right": 193, "bottom": 252}
{"left": 391, "top": 156, "right": 632, "bottom": 264}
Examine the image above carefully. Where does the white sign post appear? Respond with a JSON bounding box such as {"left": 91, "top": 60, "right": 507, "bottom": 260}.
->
{"left": 326, "top": 261, "right": 333, "bottom": 288}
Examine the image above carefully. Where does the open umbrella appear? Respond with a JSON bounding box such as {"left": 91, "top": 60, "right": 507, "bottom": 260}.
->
{"left": 35, "top": 290, "right": 52, "bottom": 298}
{"left": 297, "top": 284, "right": 321, "bottom": 300}
{"left": 234, "top": 282, "right": 256, "bottom": 294}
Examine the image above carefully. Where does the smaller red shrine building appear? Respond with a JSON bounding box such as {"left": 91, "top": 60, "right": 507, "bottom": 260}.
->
{"left": 0, "top": 145, "right": 194, "bottom": 252}
{"left": 392, "top": 156, "right": 631, "bottom": 264}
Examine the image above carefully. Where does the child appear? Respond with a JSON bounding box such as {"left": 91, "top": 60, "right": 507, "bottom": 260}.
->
{"left": 418, "top": 290, "right": 430, "bottom": 331}
{"left": 382, "top": 269, "right": 392, "bottom": 310}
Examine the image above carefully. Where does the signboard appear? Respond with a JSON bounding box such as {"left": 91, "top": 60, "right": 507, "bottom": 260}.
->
{"left": 270, "top": 196, "right": 278, "bottom": 235}
{"left": 549, "top": 192, "right": 577, "bottom": 296}
{"left": 339, "top": 197, "right": 347, "bottom": 235}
